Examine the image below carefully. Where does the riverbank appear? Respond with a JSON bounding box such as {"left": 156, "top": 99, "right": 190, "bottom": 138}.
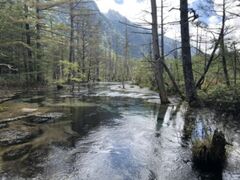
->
{"left": 199, "top": 86, "right": 240, "bottom": 118}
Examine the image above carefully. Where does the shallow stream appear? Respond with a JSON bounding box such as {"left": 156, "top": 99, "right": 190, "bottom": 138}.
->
{"left": 0, "top": 83, "right": 239, "bottom": 180}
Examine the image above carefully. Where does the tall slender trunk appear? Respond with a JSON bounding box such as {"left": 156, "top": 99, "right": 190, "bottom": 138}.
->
{"left": 108, "top": 40, "right": 112, "bottom": 81}
{"left": 96, "top": 58, "right": 100, "bottom": 81}
{"left": 160, "top": 0, "right": 164, "bottom": 62}
{"left": 81, "top": 20, "right": 86, "bottom": 76}
{"left": 24, "top": 4, "right": 34, "bottom": 84}
{"left": 124, "top": 23, "right": 130, "bottom": 84}
{"left": 69, "top": 2, "right": 75, "bottom": 63}
{"left": 87, "top": 58, "right": 92, "bottom": 82}
{"left": 160, "top": 0, "right": 182, "bottom": 98}
{"left": 150, "top": 0, "right": 168, "bottom": 104}
{"left": 233, "top": 42, "right": 237, "bottom": 86}
{"left": 221, "top": 40, "right": 230, "bottom": 86}
{"left": 180, "top": 0, "right": 197, "bottom": 103}
{"left": 68, "top": 2, "right": 75, "bottom": 83}
{"left": 196, "top": 24, "right": 199, "bottom": 55}
{"left": 36, "top": 0, "right": 43, "bottom": 83}
{"left": 220, "top": 0, "right": 230, "bottom": 87}
{"left": 22, "top": 25, "right": 29, "bottom": 85}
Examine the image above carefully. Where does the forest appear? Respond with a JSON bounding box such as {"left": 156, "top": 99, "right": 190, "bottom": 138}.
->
{"left": 0, "top": 0, "right": 240, "bottom": 179}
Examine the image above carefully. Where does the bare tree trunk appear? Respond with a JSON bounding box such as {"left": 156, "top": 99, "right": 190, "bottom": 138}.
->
{"left": 24, "top": 4, "right": 34, "bottom": 84}
{"left": 36, "top": 0, "right": 44, "bottom": 83}
{"left": 96, "top": 58, "right": 100, "bottom": 81}
{"left": 81, "top": 20, "right": 86, "bottom": 76}
{"left": 69, "top": 2, "right": 75, "bottom": 63}
{"left": 108, "top": 40, "right": 112, "bottom": 81}
{"left": 233, "top": 42, "right": 237, "bottom": 86}
{"left": 87, "top": 58, "right": 92, "bottom": 82}
{"left": 160, "top": 0, "right": 165, "bottom": 62}
{"left": 221, "top": 40, "right": 230, "bottom": 86}
{"left": 159, "top": 1, "right": 183, "bottom": 98}
{"left": 160, "top": 61, "right": 184, "bottom": 98}
{"left": 220, "top": 0, "right": 230, "bottom": 87}
{"left": 180, "top": 0, "right": 197, "bottom": 103}
{"left": 123, "top": 23, "right": 130, "bottom": 86}
{"left": 150, "top": 0, "right": 168, "bottom": 104}
{"left": 21, "top": 23, "right": 29, "bottom": 85}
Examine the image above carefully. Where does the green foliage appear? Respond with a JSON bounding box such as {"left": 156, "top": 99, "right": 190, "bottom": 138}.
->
{"left": 132, "top": 60, "right": 155, "bottom": 88}
{"left": 197, "top": 83, "right": 240, "bottom": 103}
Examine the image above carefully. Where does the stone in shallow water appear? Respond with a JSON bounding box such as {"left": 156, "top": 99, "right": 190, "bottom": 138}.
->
{"left": 21, "top": 108, "right": 38, "bottom": 113}
{"left": 0, "top": 123, "right": 8, "bottom": 129}
{"left": 2, "top": 144, "right": 32, "bottom": 161}
{"left": 0, "top": 126, "right": 42, "bottom": 146}
{"left": 29, "top": 112, "right": 64, "bottom": 124}
{"left": 19, "top": 146, "right": 49, "bottom": 178}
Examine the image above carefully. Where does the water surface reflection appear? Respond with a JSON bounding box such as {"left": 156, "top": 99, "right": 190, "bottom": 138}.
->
{"left": 0, "top": 83, "right": 239, "bottom": 180}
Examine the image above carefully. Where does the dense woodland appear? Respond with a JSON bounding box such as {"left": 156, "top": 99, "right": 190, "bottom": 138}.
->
{"left": 0, "top": 0, "right": 240, "bottom": 106}
{"left": 0, "top": 0, "right": 134, "bottom": 88}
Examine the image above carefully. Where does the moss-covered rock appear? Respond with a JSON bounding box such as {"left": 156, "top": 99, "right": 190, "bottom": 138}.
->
{"left": 0, "top": 126, "right": 42, "bottom": 146}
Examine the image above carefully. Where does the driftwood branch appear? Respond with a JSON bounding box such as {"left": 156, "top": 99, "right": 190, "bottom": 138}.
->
{"left": 0, "top": 64, "right": 18, "bottom": 72}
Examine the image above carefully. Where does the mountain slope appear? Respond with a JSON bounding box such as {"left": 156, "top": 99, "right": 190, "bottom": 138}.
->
{"left": 104, "top": 10, "right": 180, "bottom": 58}
{"left": 54, "top": 0, "right": 181, "bottom": 59}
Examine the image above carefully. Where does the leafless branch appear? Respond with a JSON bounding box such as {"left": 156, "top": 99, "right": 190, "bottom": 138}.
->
{"left": 0, "top": 64, "right": 18, "bottom": 72}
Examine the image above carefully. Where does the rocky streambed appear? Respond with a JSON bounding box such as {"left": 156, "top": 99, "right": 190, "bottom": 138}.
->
{"left": 0, "top": 98, "right": 75, "bottom": 178}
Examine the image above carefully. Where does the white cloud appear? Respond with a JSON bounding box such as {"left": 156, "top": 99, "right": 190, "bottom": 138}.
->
{"left": 95, "top": 0, "right": 240, "bottom": 47}
{"left": 95, "top": 0, "right": 149, "bottom": 22}
{"left": 208, "top": 16, "right": 220, "bottom": 25}
{"left": 95, "top": 0, "right": 181, "bottom": 38}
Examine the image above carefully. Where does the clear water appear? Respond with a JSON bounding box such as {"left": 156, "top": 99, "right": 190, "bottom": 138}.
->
{"left": 0, "top": 83, "right": 239, "bottom": 180}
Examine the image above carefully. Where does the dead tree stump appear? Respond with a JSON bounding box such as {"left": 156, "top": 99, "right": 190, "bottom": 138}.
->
{"left": 192, "top": 129, "right": 227, "bottom": 171}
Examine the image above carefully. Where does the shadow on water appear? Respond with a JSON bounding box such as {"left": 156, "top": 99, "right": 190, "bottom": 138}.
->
{"left": 71, "top": 105, "right": 121, "bottom": 136}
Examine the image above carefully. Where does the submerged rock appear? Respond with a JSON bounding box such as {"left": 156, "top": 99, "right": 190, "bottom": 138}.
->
{"left": 28, "top": 112, "right": 63, "bottom": 124}
{"left": 57, "top": 84, "right": 64, "bottom": 90}
{"left": 0, "top": 98, "right": 12, "bottom": 104}
{"left": 20, "top": 145, "right": 49, "bottom": 178}
{"left": 0, "top": 123, "right": 8, "bottom": 129}
{"left": 21, "top": 108, "right": 38, "bottom": 113}
{"left": 0, "top": 126, "right": 42, "bottom": 146}
{"left": 2, "top": 144, "right": 32, "bottom": 161}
